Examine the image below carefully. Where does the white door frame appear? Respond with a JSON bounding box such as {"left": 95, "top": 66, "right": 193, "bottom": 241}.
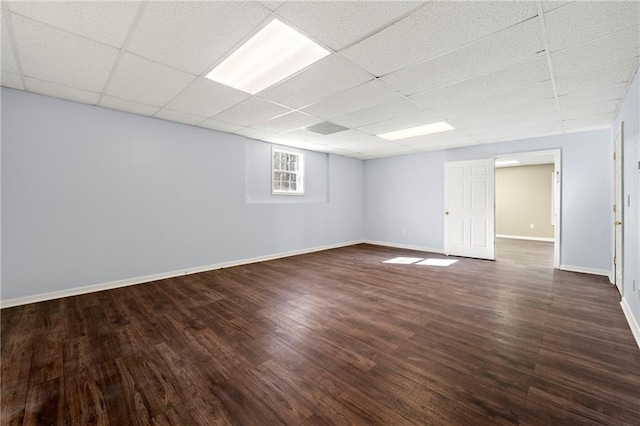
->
{"left": 613, "top": 122, "right": 624, "bottom": 293}
{"left": 494, "top": 149, "right": 562, "bottom": 268}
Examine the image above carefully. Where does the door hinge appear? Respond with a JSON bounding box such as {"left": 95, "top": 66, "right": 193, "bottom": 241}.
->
{"left": 613, "top": 204, "right": 617, "bottom": 213}
{"left": 613, "top": 152, "right": 617, "bottom": 160}
{"left": 614, "top": 256, "right": 617, "bottom": 265}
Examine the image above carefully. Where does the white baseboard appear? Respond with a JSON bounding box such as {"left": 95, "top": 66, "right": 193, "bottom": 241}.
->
{"left": 621, "top": 297, "right": 640, "bottom": 349}
{"left": 559, "top": 264, "right": 612, "bottom": 277}
{"left": 0, "top": 240, "right": 364, "bottom": 309}
{"left": 364, "top": 240, "right": 444, "bottom": 254}
{"left": 496, "top": 234, "right": 555, "bottom": 242}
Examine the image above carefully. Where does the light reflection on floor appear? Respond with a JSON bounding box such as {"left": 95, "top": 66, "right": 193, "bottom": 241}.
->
{"left": 383, "top": 257, "right": 459, "bottom": 266}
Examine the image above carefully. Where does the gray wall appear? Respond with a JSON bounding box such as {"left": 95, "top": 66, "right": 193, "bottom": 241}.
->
{"left": 612, "top": 65, "right": 640, "bottom": 332}
{"left": 364, "top": 128, "right": 612, "bottom": 272}
{"left": 1, "top": 88, "right": 364, "bottom": 301}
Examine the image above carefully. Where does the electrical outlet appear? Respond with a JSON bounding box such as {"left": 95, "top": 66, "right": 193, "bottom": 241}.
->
{"left": 530, "top": 223, "right": 535, "bottom": 229}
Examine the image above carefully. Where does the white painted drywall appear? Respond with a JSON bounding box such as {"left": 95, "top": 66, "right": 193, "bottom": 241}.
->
{"left": 0, "top": 88, "right": 364, "bottom": 301}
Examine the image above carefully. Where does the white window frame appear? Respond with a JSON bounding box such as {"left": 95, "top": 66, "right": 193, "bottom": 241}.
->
{"left": 272, "top": 148, "right": 304, "bottom": 195}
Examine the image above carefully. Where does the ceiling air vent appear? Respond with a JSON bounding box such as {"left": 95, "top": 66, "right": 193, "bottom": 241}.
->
{"left": 306, "top": 122, "right": 349, "bottom": 135}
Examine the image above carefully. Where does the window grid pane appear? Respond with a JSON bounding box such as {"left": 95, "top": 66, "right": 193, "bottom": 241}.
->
{"left": 273, "top": 150, "right": 303, "bottom": 194}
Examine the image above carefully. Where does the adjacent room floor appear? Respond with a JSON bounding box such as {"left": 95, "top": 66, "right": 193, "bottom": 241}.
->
{"left": 2, "top": 240, "right": 639, "bottom": 424}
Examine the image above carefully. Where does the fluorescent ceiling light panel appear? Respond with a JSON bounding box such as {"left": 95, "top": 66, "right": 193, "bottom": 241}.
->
{"left": 377, "top": 121, "right": 454, "bottom": 140}
{"left": 205, "top": 19, "right": 330, "bottom": 94}
{"left": 495, "top": 159, "right": 520, "bottom": 166}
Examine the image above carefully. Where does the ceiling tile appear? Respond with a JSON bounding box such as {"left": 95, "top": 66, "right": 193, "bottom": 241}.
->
{"left": 475, "top": 131, "right": 563, "bottom": 145}
{"left": 454, "top": 111, "right": 562, "bottom": 134}
{"left": 260, "top": 2, "right": 284, "bottom": 12}
{"left": 470, "top": 120, "right": 563, "bottom": 139}
{"left": 99, "top": 95, "right": 159, "bottom": 116}
{"left": 544, "top": 1, "right": 639, "bottom": 52}
{"left": 165, "top": 78, "right": 250, "bottom": 118}
{"left": 554, "top": 58, "right": 638, "bottom": 95}
{"left": 472, "top": 122, "right": 563, "bottom": 143}
{"left": 263, "top": 135, "right": 328, "bottom": 152}
{"left": 1, "top": 71, "right": 23, "bottom": 90}
{"left": 409, "top": 57, "right": 550, "bottom": 110}
{"left": 542, "top": 1, "right": 572, "bottom": 13}
{"left": 341, "top": 1, "right": 537, "bottom": 76}
{"left": 262, "top": 128, "right": 321, "bottom": 143}
{"left": 251, "top": 111, "right": 323, "bottom": 133}
{"left": 561, "top": 100, "right": 619, "bottom": 120}
{"left": 358, "top": 110, "right": 441, "bottom": 135}
{"left": 551, "top": 26, "right": 639, "bottom": 78}
{"left": 358, "top": 143, "right": 419, "bottom": 158}
{"left": 327, "top": 135, "right": 390, "bottom": 150}
{"left": 106, "top": 53, "right": 196, "bottom": 107}
{"left": 313, "top": 129, "right": 370, "bottom": 144}
{"left": 382, "top": 18, "right": 545, "bottom": 95}
{"left": 443, "top": 98, "right": 559, "bottom": 127}
{"left": 432, "top": 81, "right": 555, "bottom": 119}
{"left": 234, "top": 127, "right": 276, "bottom": 140}
{"left": 25, "top": 77, "right": 99, "bottom": 105}
{"left": 317, "top": 130, "right": 364, "bottom": 145}
{"left": 127, "top": 1, "right": 269, "bottom": 74}
{"left": 198, "top": 119, "right": 243, "bottom": 133}
{"left": 212, "top": 97, "right": 291, "bottom": 127}
{"left": 275, "top": 1, "right": 421, "bottom": 50}
{"left": 301, "top": 79, "right": 402, "bottom": 120}
{"left": 403, "top": 136, "right": 478, "bottom": 152}
{"left": 8, "top": 1, "right": 140, "bottom": 48}
{"left": 154, "top": 109, "right": 206, "bottom": 126}
{"left": 558, "top": 82, "right": 627, "bottom": 110}
{"left": 11, "top": 14, "right": 119, "bottom": 92}
{"left": 2, "top": 15, "right": 19, "bottom": 73}
{"left": 562, "top": 113, "right": 615, "bottom": 130}
{"left": 316, "top": 146, "right": 354, "bottom": 157}
{"left": 331, "top": 97, "right": 422, "bottom": 128}
{"left": 259, "top": 54, "right": 372, "bottom": 109}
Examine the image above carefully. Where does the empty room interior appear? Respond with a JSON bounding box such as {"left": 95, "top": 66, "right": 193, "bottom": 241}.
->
{"left": 2, "top": 1, "right": 640, "bottom": 424}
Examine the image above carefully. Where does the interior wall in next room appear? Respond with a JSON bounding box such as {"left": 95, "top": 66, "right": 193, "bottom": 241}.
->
{"left": 496, "top": 164, "right": 555, "bottom": 240}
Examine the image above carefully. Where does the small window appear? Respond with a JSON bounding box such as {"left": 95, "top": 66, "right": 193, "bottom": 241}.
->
{"left": 272, "top": 149, "right": 304, "bottom": 195}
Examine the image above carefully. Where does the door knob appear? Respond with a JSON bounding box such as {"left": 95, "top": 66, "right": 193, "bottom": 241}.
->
{"left": 445, "top": 211, "right": 449, "bottom": 215}
{"left": 615, "top": 221, "right": 622, "bottom": 225}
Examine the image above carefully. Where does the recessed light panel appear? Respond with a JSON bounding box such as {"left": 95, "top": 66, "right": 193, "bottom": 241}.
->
{"left": 377, "top": 121, "right": 454, "bottom": 140}
{"left": 205, "top": 19, "right": 330, "bottom": 95}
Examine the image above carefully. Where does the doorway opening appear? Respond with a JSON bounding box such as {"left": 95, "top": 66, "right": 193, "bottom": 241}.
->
{"left": 494, "top": 150, "right": 561, "bottom": 269}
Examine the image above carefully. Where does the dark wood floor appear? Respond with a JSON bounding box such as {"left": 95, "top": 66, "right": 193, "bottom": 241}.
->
{"left": 2, "top": 240, "right": 640, "bottom": 425}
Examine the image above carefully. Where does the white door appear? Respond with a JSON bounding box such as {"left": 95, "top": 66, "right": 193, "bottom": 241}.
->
{"left": 614, "top": 124, "right": 623, "bottom": 293}
{"left": 444, "top": 159, "right": 495, "bottom": 260}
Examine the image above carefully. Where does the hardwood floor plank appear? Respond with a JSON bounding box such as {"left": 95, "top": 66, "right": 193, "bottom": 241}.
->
{"left": 2, "top": 240, "right": 639, "bottom": 424}
{"left": 63, "top": 363, "right": 112, "bottom": 426}
{"left": 22, "top": 378, "right": 65, "bottom": 425}
{"left": 335, "top": 386, "right": 414, "bottom": 425}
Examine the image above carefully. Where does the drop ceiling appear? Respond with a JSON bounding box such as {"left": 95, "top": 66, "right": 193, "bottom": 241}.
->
{"left": 1, "top": 1, "right": 638, "bottom": 160}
